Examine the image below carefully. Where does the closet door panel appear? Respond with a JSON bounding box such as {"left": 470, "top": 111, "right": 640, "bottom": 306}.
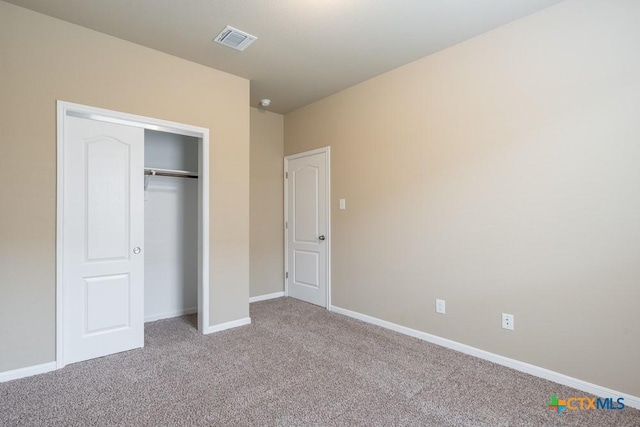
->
{"left": 85, "top": 138, "right": 130, "bottom": 261}
{"left": 63, "top": 116, "right": 144, "bottom": 365}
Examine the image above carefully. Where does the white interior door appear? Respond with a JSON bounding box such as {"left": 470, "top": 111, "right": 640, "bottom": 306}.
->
{"left": 286, "top": 149, "right": 329, "bottom": 307}
{"left": 63, "top": 116, "right": 144, "bottom": 364}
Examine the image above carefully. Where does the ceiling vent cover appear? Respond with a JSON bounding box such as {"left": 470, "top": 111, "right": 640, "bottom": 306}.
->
{"left": 214, "top": 26, "right": 257, "bottom": 51}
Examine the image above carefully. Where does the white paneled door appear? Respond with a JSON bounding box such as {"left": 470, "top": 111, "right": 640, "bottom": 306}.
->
{"left": 286, "top": 149, "right": 329, "bottom": 307}
{"left": 63, "top": 116, "right": 144, "bottom": 364}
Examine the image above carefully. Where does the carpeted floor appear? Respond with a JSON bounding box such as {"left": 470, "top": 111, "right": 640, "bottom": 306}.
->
{"left": 1, "top": 297, "right": 638, "bottom": 426}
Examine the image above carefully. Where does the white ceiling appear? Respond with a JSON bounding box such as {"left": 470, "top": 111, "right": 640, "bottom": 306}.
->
{"left": 6, "top": 0, "right": 565, "bottom": 114}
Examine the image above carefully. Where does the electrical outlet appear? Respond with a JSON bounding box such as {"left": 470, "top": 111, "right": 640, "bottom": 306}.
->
{"left": 502, "top": 313, "right": 514, "bottom": 331}
{"left": 435, "top": 299, "right": 446, "bottom": 314}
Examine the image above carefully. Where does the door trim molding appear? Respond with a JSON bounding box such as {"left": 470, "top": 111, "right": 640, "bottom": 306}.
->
{"left": 283, "top": 147, "right": 332, "bottom": 310}
{"left": 56, "top": 100, "right": 210, "bottom": 369}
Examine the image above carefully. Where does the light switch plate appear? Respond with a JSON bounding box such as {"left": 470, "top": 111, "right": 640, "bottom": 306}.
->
{"left": 436, "top": 299, "right": 446, "bottom": 314}
{"left": 339, "top": 199, "right": 346, "bottom": 210}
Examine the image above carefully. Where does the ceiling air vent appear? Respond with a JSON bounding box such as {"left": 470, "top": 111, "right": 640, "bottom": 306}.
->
{"left": 214, "top": 26, "right": 257, "bottom": 51}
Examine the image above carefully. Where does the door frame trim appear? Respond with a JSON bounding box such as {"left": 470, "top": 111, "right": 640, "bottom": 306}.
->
{"left": 56, "top": 100, "right": 210, "bottom": 368}
{"left": 283, "top": 146, "right": 331, "bottom": 310}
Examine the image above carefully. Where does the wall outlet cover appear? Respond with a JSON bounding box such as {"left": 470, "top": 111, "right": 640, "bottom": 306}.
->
{"left": 502, "top": 313, "right": 514, "bottom": 330}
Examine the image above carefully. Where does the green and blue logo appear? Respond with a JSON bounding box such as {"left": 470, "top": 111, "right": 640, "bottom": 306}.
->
{"left": 547, "top": 394, "right": 625, "bottom": 414}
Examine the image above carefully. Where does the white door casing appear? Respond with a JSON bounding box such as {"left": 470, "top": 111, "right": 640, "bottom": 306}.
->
{"left": 63, "top": 116, "right": 145, "bottom": 364}
{"left": 284, "top": 148, "right": 331, "bottom": 308}
{"left": 57, "top": 101, "right": 211, "bottom": 369}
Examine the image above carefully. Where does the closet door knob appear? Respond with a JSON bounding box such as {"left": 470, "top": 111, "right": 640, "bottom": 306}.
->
{"left": 318, "top": 235, "right": 325, "bottom": 241}
{"left": 133, "top": 247, "right": 141, "bottom": 254}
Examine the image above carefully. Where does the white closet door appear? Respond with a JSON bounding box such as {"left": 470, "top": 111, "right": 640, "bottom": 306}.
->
{"left": 63, "top": 116, "right": 144, "bottom": 364}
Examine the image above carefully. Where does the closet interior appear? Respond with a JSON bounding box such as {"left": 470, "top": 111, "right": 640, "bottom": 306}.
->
{"left": 144, "top": 129, "right": 199, "bottom": 324}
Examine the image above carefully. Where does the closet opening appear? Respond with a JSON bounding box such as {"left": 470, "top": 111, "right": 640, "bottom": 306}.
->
{"left": 144, "top": 130, "right": 199, "bottom": 327}
{"left": 56, "top": 101, "right": 210, "bottom": 368}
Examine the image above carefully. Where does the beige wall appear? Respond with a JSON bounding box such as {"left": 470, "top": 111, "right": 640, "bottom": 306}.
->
{"left": 285, "top": 0, "right": 640, "bottom": 397}
{"left": 250, "top": 108, "right": 285, "bottom": 297}
{"left": 0, "top": 1, "right": 249, "bottom": 372}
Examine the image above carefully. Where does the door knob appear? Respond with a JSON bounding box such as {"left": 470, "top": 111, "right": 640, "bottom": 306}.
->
{"left": 133, "top": 247, "right": 141, "bottom": 254}
{"left": 318, "top": 235, "right": 325, "bottom": 241}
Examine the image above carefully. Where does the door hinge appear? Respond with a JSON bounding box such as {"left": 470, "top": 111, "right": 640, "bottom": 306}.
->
{"left": 286, "top": 272, "right": 289, "bottom": 279}
{"left": 285, "top": 171, "right": 288, "bottom": 179}
{"left": 285, "top": 221, "right": 288, "bottom": 229}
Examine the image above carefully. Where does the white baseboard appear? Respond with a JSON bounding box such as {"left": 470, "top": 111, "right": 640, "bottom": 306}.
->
{"left": 204, "top": 317, "right": 251, "bottom": 334}
{"left": 249, "top": 291, "right": 285, "bottom": 303}
{"left": 145, "top": 307, "right": 197, "bottom": 323}
{"left": 331, "top": 305, "right": 640, "bottom": 410}
{"left": 0, "top": 362, "right": 57, "bottom": 383}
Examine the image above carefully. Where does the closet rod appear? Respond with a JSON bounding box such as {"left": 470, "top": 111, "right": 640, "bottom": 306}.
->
{"left": 144, "top": 168, "right": 198, "bottom": 179}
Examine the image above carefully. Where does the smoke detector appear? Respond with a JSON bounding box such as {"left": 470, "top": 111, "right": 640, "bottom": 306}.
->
{"left": 214, "top": 26, "right": 257, "bottom": 51}
{"left": 259, "top": 99, "right": 271, "bottom": 107}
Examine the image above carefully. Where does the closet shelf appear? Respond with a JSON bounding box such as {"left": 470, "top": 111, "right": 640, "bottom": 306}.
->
{"left": 144, "top": 167, "right": 198, "bottom": 179}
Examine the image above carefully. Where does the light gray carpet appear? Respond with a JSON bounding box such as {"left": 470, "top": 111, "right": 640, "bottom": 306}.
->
{"left": 1, "top": 297, "right": 638, "bottom": 426}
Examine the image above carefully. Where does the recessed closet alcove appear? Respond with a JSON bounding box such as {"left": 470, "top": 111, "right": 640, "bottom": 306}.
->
{"left": 57, "top": 102, "right": 210, "bottom": 366}
{"left": 144, "top": 130, "right": 199, "bottom": 323}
